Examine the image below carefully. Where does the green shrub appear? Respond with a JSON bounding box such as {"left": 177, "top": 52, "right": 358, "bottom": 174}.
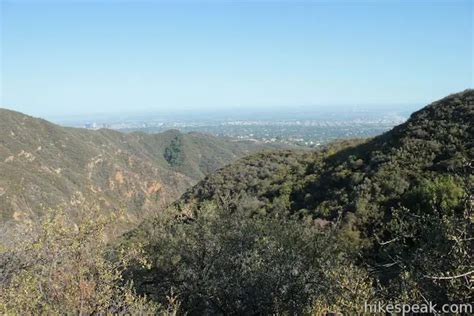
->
{"left": 0, "top": 209, "right": 170, "bottom": 315}
{"left": 125, "top": 199, "right": 375, "bottom": 314}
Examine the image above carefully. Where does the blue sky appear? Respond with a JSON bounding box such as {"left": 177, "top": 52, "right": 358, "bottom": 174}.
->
{"left": 0, "top": 0, "right": 472, "bottom": 117}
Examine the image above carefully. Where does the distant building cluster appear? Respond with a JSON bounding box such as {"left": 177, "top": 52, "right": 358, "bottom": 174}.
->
{"left": 68, "top": 111, "right": 408, "bottom": 147}
{"left": 83, "top": 122, "right": 111, "bottom": 130}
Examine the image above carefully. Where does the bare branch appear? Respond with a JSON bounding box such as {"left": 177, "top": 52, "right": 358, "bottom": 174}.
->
{"left": 378, "top": 237, "right": 399, "bottom": 246}
{"left": 425, "top": 270, "right": 474, "bottom": 280}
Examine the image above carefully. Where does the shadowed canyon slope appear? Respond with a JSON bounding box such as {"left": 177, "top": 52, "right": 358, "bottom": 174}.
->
{"left": 171, "top": 90, "right": 474, "bottom": 219}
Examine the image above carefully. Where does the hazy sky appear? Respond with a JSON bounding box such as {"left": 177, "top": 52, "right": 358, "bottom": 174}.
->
{"left": 0, "top": 0, "right": 472, "bottom": 117}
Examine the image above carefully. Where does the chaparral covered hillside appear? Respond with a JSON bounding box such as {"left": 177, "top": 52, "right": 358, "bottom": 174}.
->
{"left": 123, "top": 90, "right": 473, "bottom": 314}
{"left": 0, "top": 109, "right": 271, "bottom": 239}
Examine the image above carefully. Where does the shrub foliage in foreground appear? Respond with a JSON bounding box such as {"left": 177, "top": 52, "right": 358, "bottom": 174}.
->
{"left": 124, "top": 199, "right": 375, "bottom": 314}
{"left": 123, "top": 174, "right": 472, "bottom": 314}
{"left": 0, "top": 209, "right": 169, "bottom": 315}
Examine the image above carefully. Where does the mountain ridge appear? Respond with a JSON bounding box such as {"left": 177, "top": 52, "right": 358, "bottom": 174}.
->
{"left": 0, "top": 107, "right": 271, "bottom": 239}
{"left": 122, "top": 89, "right": 473, "bottom": 312}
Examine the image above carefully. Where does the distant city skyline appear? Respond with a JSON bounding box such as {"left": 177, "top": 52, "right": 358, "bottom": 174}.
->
{"left": 1, "top": 0, "right": 472, "bottom": 117}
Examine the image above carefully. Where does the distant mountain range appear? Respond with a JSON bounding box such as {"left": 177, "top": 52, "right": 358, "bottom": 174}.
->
{"left": 0, "top": 109, "right": 272, "bottom": 239}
